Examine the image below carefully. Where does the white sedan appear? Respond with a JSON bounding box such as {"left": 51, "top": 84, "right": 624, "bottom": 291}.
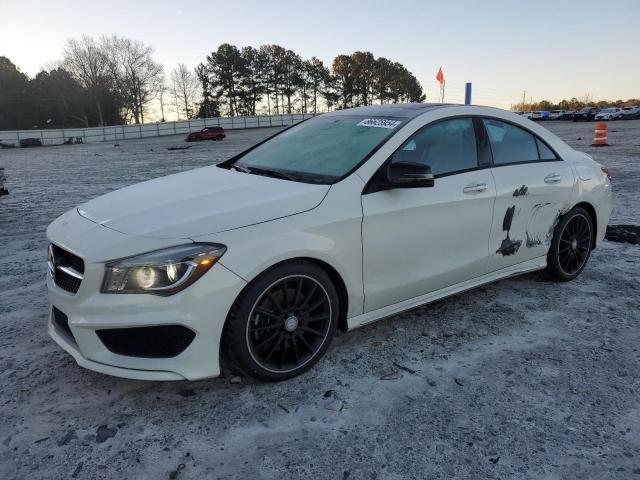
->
{"left": 47, "top": 104, "right": 613, "bottom": 381}
{"left": 595, "top": 108, "right": 624, "bottom": 120}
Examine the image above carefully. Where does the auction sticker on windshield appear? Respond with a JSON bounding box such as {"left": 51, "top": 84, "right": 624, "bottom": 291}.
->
{"left": 357, "top": 118, "right": 402, "bottom": 129}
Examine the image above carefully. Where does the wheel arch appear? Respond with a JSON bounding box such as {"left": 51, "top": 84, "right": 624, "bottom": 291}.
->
{"left": 298, "top": 257, "right": 349, "bottom": 332}
{"left": 569, "top": 201, "right": 598, "bottom": 249}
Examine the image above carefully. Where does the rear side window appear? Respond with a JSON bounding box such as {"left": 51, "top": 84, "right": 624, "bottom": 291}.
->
{"left": 393, "top": 118, "right": 477, "bottom": 176}
{"left": 536, "top": 138, "right": 557, "bottom": 160}
{"left": 483, "top": 119, "right": 539, "bottom": 165}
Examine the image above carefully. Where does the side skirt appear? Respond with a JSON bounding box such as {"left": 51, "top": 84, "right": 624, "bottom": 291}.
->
{"left": 347, "top": 256, "right": 547, "bottom": 330}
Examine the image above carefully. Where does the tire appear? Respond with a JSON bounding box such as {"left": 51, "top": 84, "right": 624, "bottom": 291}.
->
{"left": 222, "top": 261, "right": 339, "bottom": 381}
{"left": 546, "top": 207, "right": 594, "bottom": 282}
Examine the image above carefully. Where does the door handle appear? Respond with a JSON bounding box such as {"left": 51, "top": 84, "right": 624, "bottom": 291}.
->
{"left": 463, "top": 182, "right": 488, "bottom": 194}
{"left": 544, "top": 173, "right": 562, "bottom": 184}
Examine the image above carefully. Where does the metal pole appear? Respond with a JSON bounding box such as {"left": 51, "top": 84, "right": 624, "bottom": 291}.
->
{"left": 464, "top": 83, "right": 472, "bottom": 105}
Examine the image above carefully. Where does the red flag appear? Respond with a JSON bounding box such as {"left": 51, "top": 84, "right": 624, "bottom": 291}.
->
{"left": 436, "top": 66, "right": 444, "bottom": 85}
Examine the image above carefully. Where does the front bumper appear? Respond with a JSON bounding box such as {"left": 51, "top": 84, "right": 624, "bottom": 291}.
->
{"left": 47, "top": 261, "right": 246, "bottom": 381}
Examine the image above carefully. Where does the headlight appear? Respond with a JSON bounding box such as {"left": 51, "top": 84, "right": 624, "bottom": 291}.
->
{"left": 101, "top": 243, "right": 226, "bottom": 295}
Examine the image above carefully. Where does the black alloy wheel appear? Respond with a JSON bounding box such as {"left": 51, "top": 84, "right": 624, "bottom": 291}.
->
{"left": 222, "top": 261, "right": 339, "bottom": 381}
{"left": 547, "top": 207, "right": 593, "bottom": 281}
{"left": 557, "top": 213, "right": 592, "bottom": 275}
{"left": 246, "top": 275, "right": 332, "bottom": 374}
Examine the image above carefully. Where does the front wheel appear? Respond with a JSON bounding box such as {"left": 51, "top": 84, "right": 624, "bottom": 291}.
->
{"left": 222, "top": 261, "right": 339, "bottom": 381}
{"left": 546, "top": 207, "right": 593, "bottom": 281}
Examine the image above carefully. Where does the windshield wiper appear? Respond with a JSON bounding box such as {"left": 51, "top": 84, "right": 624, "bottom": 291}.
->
{"left": 235, "top": 165, "right": 298, "bottom": 182}
{"left": 231, "top": 164, "right": 251, "bottom": 173}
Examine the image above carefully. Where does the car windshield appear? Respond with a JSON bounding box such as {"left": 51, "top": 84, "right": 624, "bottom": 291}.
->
{"left": 602, "top": 108, "right": 615, "bottom": 113}
{"left": 579, "top": 108, "right": 592, "bottom": 113}
{"left": 232, "top": 114, "right": 404, "bottom": 183}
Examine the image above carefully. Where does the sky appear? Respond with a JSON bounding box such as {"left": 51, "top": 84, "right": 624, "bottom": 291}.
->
{"left": 1, "top": 0, "right": 639, "bottom": 112}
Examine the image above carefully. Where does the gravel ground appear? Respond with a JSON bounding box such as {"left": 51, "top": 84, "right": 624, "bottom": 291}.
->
{"left": 0, "top": 121, "right": 639, "bottom": 480}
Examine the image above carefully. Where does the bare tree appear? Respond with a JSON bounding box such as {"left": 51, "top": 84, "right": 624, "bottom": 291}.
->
{"left": 62, "top": 36, "right": 111, "bottom": 125}
{"left": 157, "top": 81, "right": 168, "bottom": 122}
{"left": 579, "top": 93, "right": 594, "bottom": 106}
{"left": 170, "top": 64, "right": 200, "bottom": 119}
{"left": 101, "top": 36, "right": 164, "bottom": 124}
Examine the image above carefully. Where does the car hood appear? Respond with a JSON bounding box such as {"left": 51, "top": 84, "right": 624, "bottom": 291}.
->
{"left": 78, "top": 165, "right": 330, "bottom": 239}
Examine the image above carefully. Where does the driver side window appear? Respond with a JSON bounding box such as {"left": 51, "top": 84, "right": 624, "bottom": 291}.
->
{"left": 392, "top": 118, "right": 478, "bottom": 176}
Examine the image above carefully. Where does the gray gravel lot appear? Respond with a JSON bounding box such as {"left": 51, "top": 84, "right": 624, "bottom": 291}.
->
{"left": 1, "top": 121, "right": 639, "bottom": 479}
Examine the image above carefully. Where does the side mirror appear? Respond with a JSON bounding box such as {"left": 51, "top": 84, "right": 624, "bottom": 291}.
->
{"left": 386, "top": 161, "right": 434, "bottom": 188}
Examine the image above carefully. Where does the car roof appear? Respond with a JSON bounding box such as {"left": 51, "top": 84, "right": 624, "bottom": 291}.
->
{"left": 325, "top": 103, "right": 452, "bottom": 119}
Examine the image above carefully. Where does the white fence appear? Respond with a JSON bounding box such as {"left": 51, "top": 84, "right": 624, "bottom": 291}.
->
{"left": 0, "top": 113, "right": 317, "bottom": 146}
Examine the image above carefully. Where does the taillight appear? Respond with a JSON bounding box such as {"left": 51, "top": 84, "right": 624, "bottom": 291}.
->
{"left": 601, "top": 167, "right": 611, "bottom": 181}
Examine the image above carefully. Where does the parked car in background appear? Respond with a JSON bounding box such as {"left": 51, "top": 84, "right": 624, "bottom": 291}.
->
{"left": 186, "top": 127, "right": 226, "bottom": 142}
{"left": 621, "top": 106, "right": 640, "bottom": 120}
{"left": 549, "top": 110, "right": 566, "bottom": 120}
{"left": 531, "top": 111, "right": 550, "bottom": 121}
{"left": 573, "top": 107, "right": 599, "bottom": 122}
{"left": 595, "top": 108, "right": 624, "bottom": 121}
{"left": 19, "top": 138, "right": 42, "bottom": 148}
{"left": 559, "top": 110, "right": 576, "bottom": 120}
{"left": 522, "top": 112, "right": 534, "bottom": 119}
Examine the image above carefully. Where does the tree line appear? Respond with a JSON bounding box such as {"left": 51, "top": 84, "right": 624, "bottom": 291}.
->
{"left": 0, "top": 37, "right": 426, "bottom": 130}
{"left": 195, "top": 44, "right": 425, "bottom": 118}
{"left": 0, "top": 35, "right": 165, "bottom": 130}
{"left": 4, "top": 35, "right": 636, "bottom": 131}
{"left": 513, "top": 94, "right": 640, "bottom": 112}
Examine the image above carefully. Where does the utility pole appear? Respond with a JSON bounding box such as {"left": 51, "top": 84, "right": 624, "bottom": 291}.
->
{"left": 522, "top": 90, "right": 526, "bottom": 111}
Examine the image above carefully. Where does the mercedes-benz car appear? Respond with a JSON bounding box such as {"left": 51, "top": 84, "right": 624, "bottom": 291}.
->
{"left": 47, "top": 104, "right": 613, "bottom": 382}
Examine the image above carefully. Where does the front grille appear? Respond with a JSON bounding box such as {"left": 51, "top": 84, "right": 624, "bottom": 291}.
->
{"left": 96, "top": 325, "right": 196, "bottom": 358}
{"left": 54, "top": 269, "right": 82, "bottom": 293}
{"left": 51, "top": 244, "right": 85, "bottom": 273}
{"left": 49, "top": 244, "right": 84, "bottom": 294}
{"left": 52, "top": 306, "right": 75, "bottom": 342}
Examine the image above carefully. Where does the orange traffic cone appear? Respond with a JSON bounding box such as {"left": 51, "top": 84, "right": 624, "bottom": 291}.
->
{"left": 592, "top": 122, "right": 608, "bottom": 146}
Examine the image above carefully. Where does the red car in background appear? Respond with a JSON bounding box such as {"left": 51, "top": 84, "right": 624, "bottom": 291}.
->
{"left": 186, "top": 126, "right": 226, "bottom": 142}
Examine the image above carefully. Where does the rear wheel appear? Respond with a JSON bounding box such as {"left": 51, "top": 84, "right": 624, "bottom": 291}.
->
{"left": 222, "top": 261, "right": 339, "bottom": 381}
{"left": 546, "top": 207, "right": 593, "bottom": 281}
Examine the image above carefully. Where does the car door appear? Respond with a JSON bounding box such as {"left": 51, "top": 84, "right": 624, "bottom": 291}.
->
{"left": 482, "top": 118, "right": 575, "bottom": 272}
{"left": 361, "top": 117, "right": 496, "bottom": 313}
